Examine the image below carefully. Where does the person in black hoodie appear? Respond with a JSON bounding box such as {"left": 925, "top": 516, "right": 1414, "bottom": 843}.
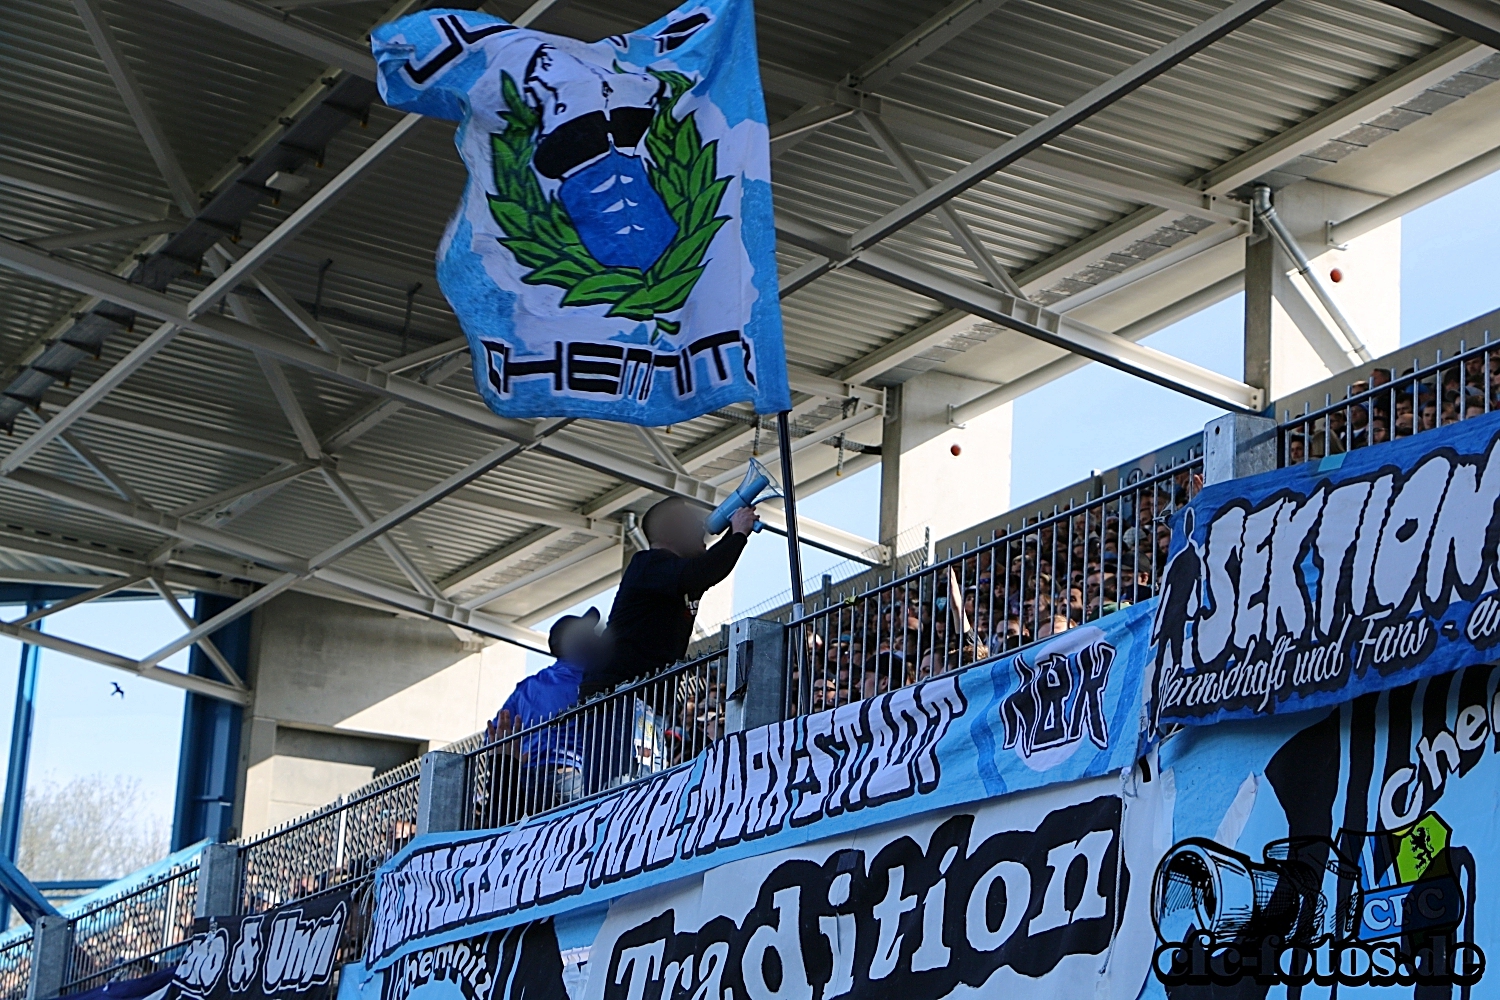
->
{"left": 580, "top": 496, "right": 757, "bottom": 700}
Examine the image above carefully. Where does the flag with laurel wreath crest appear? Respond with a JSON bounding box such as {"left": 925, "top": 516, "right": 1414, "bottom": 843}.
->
{"left": 371, "top": 0, "right": 790, "bottom": 426}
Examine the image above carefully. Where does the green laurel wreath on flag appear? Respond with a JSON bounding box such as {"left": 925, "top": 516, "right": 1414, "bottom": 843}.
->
{"left": 487, "top": 68, "right": 730, "bottom": 340}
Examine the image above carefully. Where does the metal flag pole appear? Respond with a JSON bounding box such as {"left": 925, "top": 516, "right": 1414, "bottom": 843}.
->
{"left": 775, "top": 412, "right": 806, "bottom": 612}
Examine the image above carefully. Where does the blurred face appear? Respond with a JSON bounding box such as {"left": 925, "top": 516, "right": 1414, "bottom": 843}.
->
{"left": 558, "top": 616, "right": 610, "bottom": 666}
{"left": 654, "top": 502, "right": 708, "bottom": 557}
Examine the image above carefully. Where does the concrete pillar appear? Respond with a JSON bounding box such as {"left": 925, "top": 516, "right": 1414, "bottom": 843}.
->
{"left": 194, "top": 843, "right": 242, "bottom": 919}
{"left": 1244, "top": 183, "right": 1401, "bottom": 402}
{"left": 237, "top": 593, "right": 525, "bottom": 838}
{"left": 415, "top": 751, "right": 466, "bottom": 835}
{"left": 25, "top": 915, "right": 69, "bottom": 1000}
{"left": 1203, "top": 413, "right": 1278, "bottom": 486}
{"left": 724, "top": 617, "right": 786, "bottom": 734}
{"left": 880, "top": 372, "right": 1012, "bottom": 553}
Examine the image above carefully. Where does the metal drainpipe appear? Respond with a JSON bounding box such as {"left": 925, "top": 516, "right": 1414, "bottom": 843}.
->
{"left": 1251, "top": 184, "right": 1373, "bottom": 364}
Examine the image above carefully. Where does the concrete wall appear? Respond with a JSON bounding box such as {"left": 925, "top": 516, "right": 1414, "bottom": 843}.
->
{"left": 236, "top": 592, "right": 526, "bottom": 836}
{"left": 880, "top": 371, "right": 1013, "bottom": 548}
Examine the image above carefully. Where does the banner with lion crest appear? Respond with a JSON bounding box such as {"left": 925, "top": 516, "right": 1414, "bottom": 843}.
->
{"left": 371, "top": 1, "right": 791, "bottom": 425}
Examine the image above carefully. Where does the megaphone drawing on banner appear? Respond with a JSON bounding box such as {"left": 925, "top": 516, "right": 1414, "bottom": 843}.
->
{"left": 706, "top": 459, "right": 778, "bottom": 535}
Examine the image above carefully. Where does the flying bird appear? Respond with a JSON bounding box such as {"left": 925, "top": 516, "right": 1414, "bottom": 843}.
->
{"left": 110, "top": 683, "right": 125, "bottom": 698}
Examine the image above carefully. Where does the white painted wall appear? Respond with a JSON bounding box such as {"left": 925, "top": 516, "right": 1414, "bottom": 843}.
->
{"left": 880, "top": 371, "right": 1013, "bottom": 551}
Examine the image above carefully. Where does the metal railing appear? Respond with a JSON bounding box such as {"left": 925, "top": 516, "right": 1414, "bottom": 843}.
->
{"left": 236, "top": 763, "right": 421, "bottom": 917}
{"left": 1280, "top": 336, "right": 1499, "bottom": 465}
{"left": 0, "top": 934, "right": 31, "bottom": 1000}
{"left": 786, "top": 458, "right": 1202, "bottom": 716}
{"left": 462, "top": 646, "right": 730, "bottom": 830}
{"left": 61, "top": 859, "right": 198, "bottom": 995}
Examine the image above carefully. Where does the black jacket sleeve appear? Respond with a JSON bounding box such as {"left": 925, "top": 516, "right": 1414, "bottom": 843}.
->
{"left": 678, "top": 531, "right": 748, "bottom": 596}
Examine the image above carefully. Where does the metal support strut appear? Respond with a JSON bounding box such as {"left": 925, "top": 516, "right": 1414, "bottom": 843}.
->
{"left": 776, "top": 412, "right": 806, "bottom": 613}
{"left": 1251, "top": 184, "right": 1373, "bottom": 364}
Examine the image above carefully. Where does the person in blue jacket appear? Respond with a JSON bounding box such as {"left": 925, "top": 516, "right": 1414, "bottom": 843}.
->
{"left": 486, "top": 608, "right": 608, "bottom": 814}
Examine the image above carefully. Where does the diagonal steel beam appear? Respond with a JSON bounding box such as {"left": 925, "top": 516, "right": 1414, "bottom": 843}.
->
{"left": 72, "top": 0, "right": 198, "bottom": 214}
{"left": 19, "top": 407, "right": 151, "bottom": 506}
{"left": 6, "top": 575, "right": 149, "bottom": 627}
{"left": 847, "top": 0, "right": 1013, "bottom": 92}
{"left": 138, "top": 572, "right": 299, "bottom": 668}
{"left": 251, "top": 272, "right": 355, "bottom": 360}
{"left": 373, "top": 337, "right": 467, "bottom": 374}
{"left": 0, "top": 321, "right": 179, "bottom": 476}
{"left": 770, "top": 0, "right": 1013, "bottom": 155}
{"left": 460, "top": 536, "right": 619, "bottom": 610}
{"left": 310, "top": 420, "right": 571, "bottom": 572}
{"left": 258, "top": 355, "right": 323, "bottom": 460}
{"left": 29, "top": 220, "right": 181, "bottom": 252}
{"left": 57, "top": 428, "right": 150, "bottom": 507}
{"left": 844, "top": 0, "right": 1282, "bottom": 255}
{"left": 188, "top": 114, "right": 424, "bottom": 318}
{"left": 149, "top": 577, "right": 249, "bottom": 689}
{"left": 632, "top": 425, "right": 690, "bottom": 477}
{"left": 857, "top": 111, "right": 1024, "bottom": 298}
{"left": 1380, "top": 0, "right": 1500, "bottom": 50}
{"left": 0, "top": 620, "right": 252, "bottom": 704}
{"left": 320, "top": 468, "right": 443, "bottom": 600}
{"left": 777, "top": 213, "right": 1261, "bottom": 412}
{"left": 170, "top": 462, "right": 316, "bottom": 519}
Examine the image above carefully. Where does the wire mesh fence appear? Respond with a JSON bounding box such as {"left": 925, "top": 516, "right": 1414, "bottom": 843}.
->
{"left": 0, "top": 934, "right": 31, "bottom": 1000}
{"left": 786, "top": 459, "right": 1203, "bottom": 716}
{"left": 1280, "top": 337, "right": 1500, "bottom": 465}
{"left": 61, "top": 859, "right": 199, "bottom": 995}
{"left": 463, "top": 646, "right": 731, "bottom": 830}
{"left": 237, "top": 763, "right": 422, "bottom": 916}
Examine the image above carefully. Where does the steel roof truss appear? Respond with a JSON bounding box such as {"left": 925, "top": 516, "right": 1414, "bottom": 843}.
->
{"left": 857, "top": 111, "right": 1025, "bottom": 298}
{"left": 320, "top": 468, "right": 444, "bottom": 600}
{"left": 149, "top": 577, "right": 250, "bottom": 689}
{"left": 777, "top": 214, "right": 1261, "bottom": 413}
{"left": 843, "top": 0, "right": 1284, "bottom": 256}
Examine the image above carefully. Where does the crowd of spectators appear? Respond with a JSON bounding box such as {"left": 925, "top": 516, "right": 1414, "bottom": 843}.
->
{"left": 795, "top": 463, "right": 1201, "bottom": 713}
{"left": 1285, "top": 356, "right": 1500, "bottom": 464}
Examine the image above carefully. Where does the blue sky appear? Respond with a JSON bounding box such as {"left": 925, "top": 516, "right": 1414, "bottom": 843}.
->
{"left": 6, "top": 169, "right": 1500, "bottom": 856}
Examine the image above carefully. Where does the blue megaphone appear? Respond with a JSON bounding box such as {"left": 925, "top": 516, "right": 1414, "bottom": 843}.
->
{"left": 706, "top": 465, "right": 771, "bottom": 535}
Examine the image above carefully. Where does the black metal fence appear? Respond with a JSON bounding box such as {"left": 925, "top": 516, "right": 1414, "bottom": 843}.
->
{"left": 0, "top": 933, "right": 31, "bottom": 1000}
{"left": 237, "top": 764, "right": 421, "bottom": 917}
{"left": 462, "top": 646, "right": 730, "bottom": 830}
{"left": 1280, "top": 338, "right": 1500, "bottom": 465}
{"left": 786, "top": 459, "right": 1202, "bottom": 716}
{"left": 61, "top": 858, "right": 199, "bottom": 995}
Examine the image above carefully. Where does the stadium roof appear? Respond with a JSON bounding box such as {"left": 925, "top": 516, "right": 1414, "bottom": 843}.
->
{"left": 1, "top": 0, "right": 1498, "bottom": 697}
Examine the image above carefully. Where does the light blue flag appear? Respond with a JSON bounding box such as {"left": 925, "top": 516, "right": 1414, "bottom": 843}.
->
{"left": 372, "top": 0, "right": 791, "bottom": 426}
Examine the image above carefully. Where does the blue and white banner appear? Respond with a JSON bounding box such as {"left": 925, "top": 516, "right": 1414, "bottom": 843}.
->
{"left": 342, "top": 770, "right": 1168, "bottom": 1000}
{"left": 363, "top": 601, "right": 1158, "bottom": 969}
{"left": 1144, "top": 663, "right": 1500, "bottom": 995}
{"left": 1154, "top": 414, "right": 1500, "bottom": 728}
{"left": 371, "top": 0, "right": 791, "bottom": 426}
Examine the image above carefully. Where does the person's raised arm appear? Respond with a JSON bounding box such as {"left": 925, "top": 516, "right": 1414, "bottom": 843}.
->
{"left": 679, "top": 506, "right": 755, "bottom": 594}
